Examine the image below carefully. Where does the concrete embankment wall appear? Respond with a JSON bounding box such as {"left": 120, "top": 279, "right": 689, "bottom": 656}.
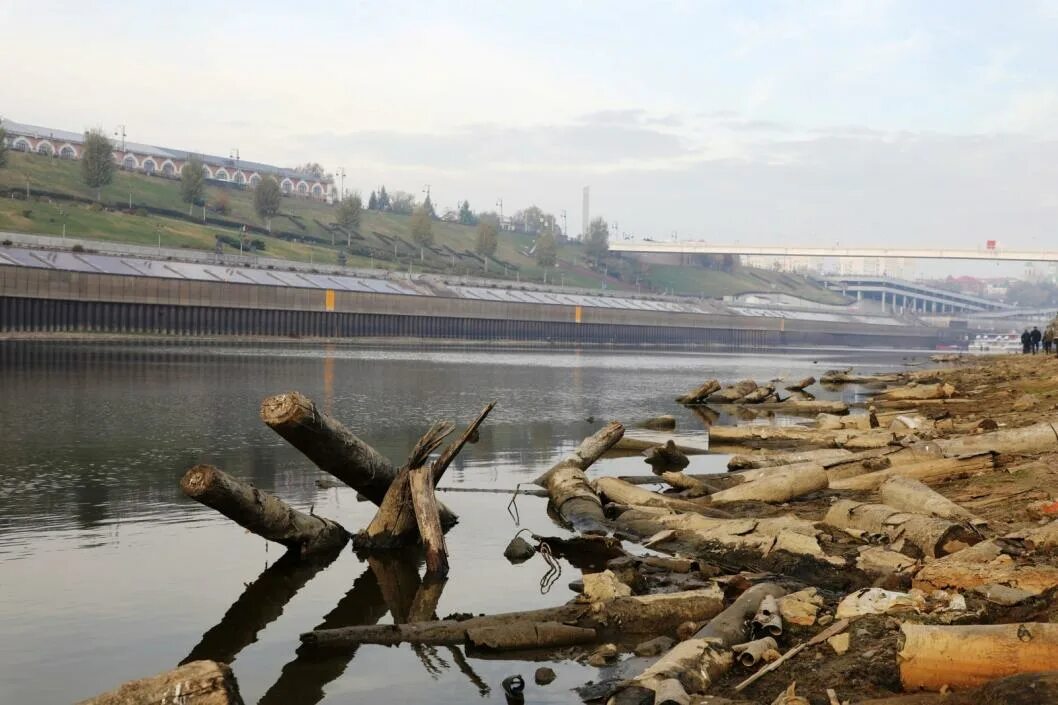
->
{"left": 0, "top": 265, "right": 947, "bottom": 349}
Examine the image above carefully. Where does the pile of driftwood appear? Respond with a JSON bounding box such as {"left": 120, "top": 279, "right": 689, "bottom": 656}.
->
{"left": 79, "top": 355, "right": 1058, "bottom": 705}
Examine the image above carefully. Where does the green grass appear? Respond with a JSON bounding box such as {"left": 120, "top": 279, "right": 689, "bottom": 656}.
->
{"left": 0, "top": 151, "right": 845, "bottom": 302}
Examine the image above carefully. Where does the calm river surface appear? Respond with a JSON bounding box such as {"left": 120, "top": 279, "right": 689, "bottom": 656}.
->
{"left": 0, "top": 341, "right": 909, "bottom": 704}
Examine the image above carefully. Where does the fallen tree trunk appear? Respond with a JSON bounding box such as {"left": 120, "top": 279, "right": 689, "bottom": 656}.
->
{"left": 594, "top": 477, "right": 728, "bottom": 516}
{"left": 739, "top": 385, "right": 776, "bottom": 404}
{"left": 708, "top": 425, "right": 839, "bottom": 449}
{"left": 466, "top": 622, "right": 596, "bottom": 650}
{"left": 708, "top": 464, "right": 828, "bottom": 504}
{"left": 303, "top": 587, "right": 725, "bottom": 648}
{"left": 260, "top": 391, "right": 459, "bottom": 527}
{"left": 613, "top": 506, "right": 836, "bottom": 564}
{"left": 879, "top": 476, "right": 983, "bottom": 525}
{"left": 658, "top": 471, "right": 707, "bottom": 495}
{"left": 876, "top": 383, "right": 956, "bottom": 402}
{"left": 706, "top": 380, "right": 759, "bottom": 403}
{"left": 357, "top": 422, "right": 454, "bottom": 549}
{"left": 715, "top": 400, "right": 850, "bottom": 416}
{"left": 617, "top": 583, "right": 787, "bottom": 702}
{"left": 616, "top": 431, "right": 710, "bottom": 454}
{"left": 181, "top": 465, "right": 348, "bottom": 557}
{"left": 77, "top": 660, "right": 244, "bottom": 705}
{"left": 936, "top": 420, "right": 1058, "bottom": 457}
{"left": 824, "top": 499, "right": 979, "bottom": 558}
{"left": 534, "top": 421, "right": 625, "bottom": 535}
{"left": 676, "top": 379, "right": 721, "bottom": 404}
{"left": 913, "top": 538, "right": 1058, "bottom": 595}
{"left": 821, "top": 370, "right": 905, "bottom": 385}
{"left": 410, "top": 465, "right": 448, "bottom": 576}
{"left": 899, "top": 623, "right": 1058, "bottom": 691}
{"left": 829, "top": 453, "right": 997, "bottom": 491}
{"left": 727, "top": 448, "right": 855, "bottom": 471}
{"left": 785, "top": 376, "right": 816, "bottom": 392}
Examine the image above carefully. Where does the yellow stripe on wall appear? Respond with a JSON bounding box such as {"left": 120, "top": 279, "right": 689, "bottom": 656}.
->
{"left": 574, "top": 305, "right": 582, "bottom": 323}
{"left": 325, "top": 289, "right": 336, "bottom": 311}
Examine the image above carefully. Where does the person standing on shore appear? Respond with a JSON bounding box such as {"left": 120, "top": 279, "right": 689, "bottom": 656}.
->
{"left": 1045, "top": 326, "right": 1054, "bottom": 355}
{"left": 1031, "top": 326, "right": 1042, "bottom": 354}
{"left": 1022, "top": 328, "right": 1032, "bottom": 354}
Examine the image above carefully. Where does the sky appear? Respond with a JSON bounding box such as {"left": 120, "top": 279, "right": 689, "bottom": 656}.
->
{"left": 4, "top": 0, "right": 1058, "bottom": 272}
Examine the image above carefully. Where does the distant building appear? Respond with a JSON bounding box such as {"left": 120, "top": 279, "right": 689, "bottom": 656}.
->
{"left": 1, "top": 119, "right": 334, "bottom": 201}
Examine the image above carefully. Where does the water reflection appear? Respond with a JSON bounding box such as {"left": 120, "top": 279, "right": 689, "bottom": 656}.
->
{"left": 182, "top": 545, "right": 344, "bottom": 666}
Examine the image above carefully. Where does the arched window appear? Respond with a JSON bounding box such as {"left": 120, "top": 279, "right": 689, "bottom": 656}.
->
{"left": 234, "top": 172, "right": 246, "bottom": 185}
{"left": 37, "top": 142, "right": 54, "bottom": 156}
{"left": 142, "top": 158, "right": 157, "bottom": 175}
{"left": 123, "top": 155, "right": 138, "bottom": 170}
{"left": 311, "top": 183, "right": 324, "bottom": 197}
{"left": 214, "top": 168, "right": 229, "bottom": 181}
{"left": 12, "top": 138, "right": 31, "bottom": 152}
{"left": 281, "top": 179, "right": 293, "bottom": 194}
{"left": 296, "top": 181, "right": 309, "bottom": 194}
{"left": 59, "top": 145, "right": 77, "bottom": 159}
{"left": 248, "top": 174, "right": 261, "bottom": 187}
{"left": 161, "top": 161, "right": 176, "bottom": 177}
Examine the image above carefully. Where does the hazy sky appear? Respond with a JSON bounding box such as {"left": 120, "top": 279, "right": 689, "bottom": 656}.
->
{"left": 4, "top": 1, "right": 1058, "bottom": 261}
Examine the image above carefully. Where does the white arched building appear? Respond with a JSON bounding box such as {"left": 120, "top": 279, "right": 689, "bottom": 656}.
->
{"left": 1, "top": 118, "right": 335, "bottom": 201}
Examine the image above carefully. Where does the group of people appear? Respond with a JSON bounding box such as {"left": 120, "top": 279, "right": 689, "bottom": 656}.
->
{"left": 1022, "top": 324, "right": 1056, "bottom": 354}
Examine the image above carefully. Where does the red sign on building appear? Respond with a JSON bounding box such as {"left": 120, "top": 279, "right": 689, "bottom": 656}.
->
{"left": 986, "top": 240, "right": 997, "bottom": 250}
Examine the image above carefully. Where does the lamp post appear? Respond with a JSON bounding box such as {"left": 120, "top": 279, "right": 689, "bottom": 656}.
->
{"left": 336, "top": 167, "right": 346, "bottom": 198}
{"left": 114, "top": 125, "right": 126, "bottom": 152}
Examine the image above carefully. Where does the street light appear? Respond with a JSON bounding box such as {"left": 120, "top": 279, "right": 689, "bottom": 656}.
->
{"left": 114, "top": 125, "right": 126, "bottom": 152}
{"left": 335, "top": 167, "right": 346, "bottom": 198}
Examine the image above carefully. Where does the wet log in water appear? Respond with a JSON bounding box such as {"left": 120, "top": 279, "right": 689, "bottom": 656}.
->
{"left": 357, "top": 421, "right": 454, "bottom": 549}
{"left": 180, "top": 465, "right": 348, "bottom": 557}
{"left": 77, "top": 660, "right": 244, "bottom": 705}
{"left": 260, "top": 391, "right": 459, "bottom": 527}
{"left": 534, "top": 421, "right": 625, "bottom": 535}
{"left": 302, "top": 587, "right": 725, "bottom": 648}
{"left": 410, "top": 464, "right": 448, "bottom": 575}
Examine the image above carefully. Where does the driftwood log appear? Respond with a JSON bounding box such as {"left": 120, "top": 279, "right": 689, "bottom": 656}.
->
{"left": 727, "top": 448, "right": 855, "bottom": 471}
{"left": 260, "top": 391, "right": 458, "bottom": 527}
{"left": 180, "top": 465, "right": 348, "bottom": 556}
{"left": 707, "top": 380, "right": 759, "bottom": 403}
{"left": 913, "top": 537, "right": 1058, "bottom": 595}
{"left": 410, "top": 464, "right": 448, "bottom": 575}
{"left": 879, "top": 476, "right": 983, "bottom": 525}
{"left": 615, "top": 583, "right": 787, "bottom": 703}
{"left": 824, "top": 499, "right": 979, "bottom": 558}
{"left": 77, "top": 661, "right": 244, "bottom": 705}
{"left": 936, "top": 419, "right": 1058, "bottom": 457}
{"left": 899, "top": 623, "right": 1058, "bottom": 691}
{"left": 709, "top": 464, "right": 828, "bottom": 504}
{"left": 302, "top": 587, "right": 725, "bottom": 648}
{"left": 676, "top": 379, "right": 721, "bottom": 404}
{"left": 785, "top": 376, "right": 816, "bottom": 391}
{"left": 829, "top": 452, "right": 997, "bottom": 491}
{"left": 534, "top": 421, "right": 625, "bottom": 535}
{"left": 594, "top": 477, "right": 729, "bottom": 516}
{"left": 357, "top": 404, "right": 495, "bottom": 550}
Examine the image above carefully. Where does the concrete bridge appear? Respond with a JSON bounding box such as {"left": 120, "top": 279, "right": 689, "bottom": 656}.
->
{"left": 610, "top": 241, "right": 1058, "bottom": 263}
{"left": 820, "top": 275, "right": 1015, "bottom": 314}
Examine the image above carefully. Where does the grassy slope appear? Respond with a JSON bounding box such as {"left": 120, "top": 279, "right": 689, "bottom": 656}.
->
{"left": 0, "top": 151, "right": 843, "bottom": 302}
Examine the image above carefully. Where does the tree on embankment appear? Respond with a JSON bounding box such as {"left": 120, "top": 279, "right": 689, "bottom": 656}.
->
{"left": 410, "top": 205, "right": 433, "bottom": 261}
{"left": 475, "top": 220, "right": 498, "bottom": 271}
{"left": 0, "top": 122, "right": 8, "bottom": 169}
{"left": 585, "top": 216, "right": 609, "bottom": 266}
{"left": 254, "top": 176, "right": 282, "bottom": 233}
{"left": 180, "top": 158, "right": 206, "bottom": 216}
{"left": 336, "top": 193, "right": 362, "bottom": 246}
{"left": 81, "top": 129, "right": 115, "bottom": 201}
{"left": 536, "top": 230, "right": 557, "bottom": 268}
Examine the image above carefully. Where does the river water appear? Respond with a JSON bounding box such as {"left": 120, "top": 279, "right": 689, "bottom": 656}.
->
{"left": 0, "top": 342, "right": 909, "bottom": 704}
